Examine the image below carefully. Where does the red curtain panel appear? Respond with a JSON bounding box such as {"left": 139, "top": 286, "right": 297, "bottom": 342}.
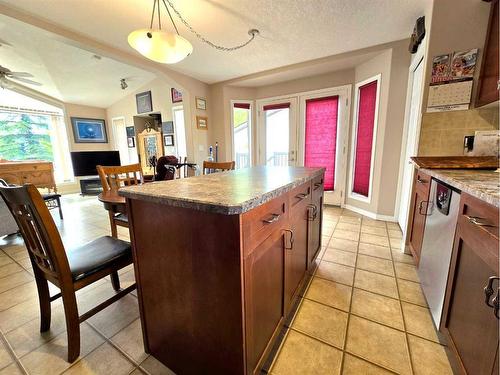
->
{"left": 352, "top": 80, "right": 378, "bottom": 197}
{"left": 233, "top": 103, "right": 250, "bottom": 109}
{"left": 304, "top": 96, "right": 339, "bottom": 191}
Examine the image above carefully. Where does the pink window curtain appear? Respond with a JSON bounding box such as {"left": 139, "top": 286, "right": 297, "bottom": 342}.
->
{"left": 352, "top": 80, "right": 378, "bottom": 197}
{"left": 304, "top": 96, "right": 339, "bottom": 191}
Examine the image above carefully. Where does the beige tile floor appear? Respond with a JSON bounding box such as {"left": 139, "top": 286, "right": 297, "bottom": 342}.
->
{"left": 0, "top": 196, "right": 454, "bottom": 374}
{"left": 269, "top": 206, "right": 455, "bottom": 375}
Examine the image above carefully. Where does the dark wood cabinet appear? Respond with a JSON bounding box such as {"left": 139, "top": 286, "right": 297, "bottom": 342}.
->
{"left": 127, "top": 170, "right": 325, "bottom": 375}
{"left": 244, "top": 229, "right": 286, "bottom": 374}
{"left": 441, "top": 193, "right": 499, "bottom": 375}
{"left": 407, "top": 170, "right": 431, "bottom": 265}
{"left": 476, "top": 0, "right": 499, "bottom": 107}
{"left": 307, "top": 175, "right": 324, "bottom": 269}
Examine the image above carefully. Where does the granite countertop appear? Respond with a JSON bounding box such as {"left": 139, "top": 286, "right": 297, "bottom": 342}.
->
{"left": 419, "top": 168, "right": 500, "bottom": 208}
{"left": 120, "top": 166, "right": 325, "bottom": 215}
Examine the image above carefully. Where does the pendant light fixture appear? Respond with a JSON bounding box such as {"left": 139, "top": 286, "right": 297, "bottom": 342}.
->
{"left": 128, "top": 0, "right": 259, "bottom": 64}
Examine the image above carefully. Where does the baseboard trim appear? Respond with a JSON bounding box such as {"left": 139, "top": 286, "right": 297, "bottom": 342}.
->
{"left": 342, "top": 204, "right": 397, "bottom": 222}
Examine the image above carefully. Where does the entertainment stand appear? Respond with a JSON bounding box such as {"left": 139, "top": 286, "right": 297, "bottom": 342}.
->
{"left": 79, "top": 176, "right": 102, "bottom": 195}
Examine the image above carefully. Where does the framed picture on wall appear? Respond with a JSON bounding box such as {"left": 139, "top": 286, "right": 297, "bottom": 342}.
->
{"left": 71, "top": 117, "right": 108, "bottom": 143}
{"left": 127, "top": 137, "right": 135, "bottom": 148}
{"left": 196, "top": 116, "right": 208, "bottom": 130}
{"left": 162, "top": 121, "right": 174, "bottom": 134}
{"left": 136, "top": 91, "right": 153, "bottom": 114}
{"left": 126, "top": 126, "right": 135, "bottom": 137}
{"left": 195, "top": 97, "right": 207, "bottom": 110}
{"left": 171, "top": 88, "right": 182, "bottom": 103}
{"left": 164, "top": 134, "right": 174, "bottom": 146}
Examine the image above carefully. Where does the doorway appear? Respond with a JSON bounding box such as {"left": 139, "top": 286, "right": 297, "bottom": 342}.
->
{"left": 398, "top": 55, "right": 425, "bottom": 238}
{"left": 257, "top": 98, "right": 297, "bottom": 166}
{"left": 112, "top": 117, "right": 131, "bottom": 165}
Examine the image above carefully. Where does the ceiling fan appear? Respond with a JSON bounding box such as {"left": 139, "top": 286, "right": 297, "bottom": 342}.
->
{"left": 0, "top": 66, "right": 42, "bottom": 89}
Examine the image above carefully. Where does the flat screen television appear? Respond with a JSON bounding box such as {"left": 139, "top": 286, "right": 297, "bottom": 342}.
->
{"left": 70, "top": 151, "right": 121, "bottom": 177}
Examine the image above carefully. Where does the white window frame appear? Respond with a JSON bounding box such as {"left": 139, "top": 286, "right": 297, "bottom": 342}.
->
{"left": 230, "top": 100, "right": 253, "bottom": 168}
{"left": 348, "top": 73, "right": 382, "bottom": 203}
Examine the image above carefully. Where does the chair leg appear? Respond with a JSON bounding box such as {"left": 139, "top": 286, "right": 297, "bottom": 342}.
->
{"left": 56, "top": 196, "right": 63, "bottom": 220}
{"left": 34, "top": 272, "right": 51, "bottom": 332}
{"left": 61, "top": 287, "right": 80, "bottom": 363}
{"left": 108, "top": 212, "right": 117, "bottom": 238}
{"left": 110, "top": 271, "right": 121, "bottom": 291}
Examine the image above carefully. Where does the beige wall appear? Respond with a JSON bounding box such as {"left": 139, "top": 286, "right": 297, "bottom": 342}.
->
{"left": 417, "top": 0, "right": 494, "bottom": 155}
{"left": 64, "top": 103, "right": 111, "bottom": 152}
{"left": 344, "top": 43, "right": 411, "bottom": 218}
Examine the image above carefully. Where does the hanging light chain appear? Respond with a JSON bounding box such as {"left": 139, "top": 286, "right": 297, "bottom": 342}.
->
{"left": 161, "top": 0, "right": 259, "bottom": 52}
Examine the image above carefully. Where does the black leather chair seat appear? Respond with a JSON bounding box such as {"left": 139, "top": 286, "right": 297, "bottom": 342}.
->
{"left": 68, "top": 236, "right": 132, "bottom": 281}
{"left": 114, "top": 213, "right": 128, "bottom": 224}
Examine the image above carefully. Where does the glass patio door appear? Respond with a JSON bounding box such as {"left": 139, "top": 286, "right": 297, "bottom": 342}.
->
{"left": 258, "top": 98, "right": 297, "bottom": 166}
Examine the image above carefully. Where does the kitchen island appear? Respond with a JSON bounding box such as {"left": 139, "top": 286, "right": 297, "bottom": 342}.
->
{"left": 120, "top": 166, "right": 325, "bottom": 375}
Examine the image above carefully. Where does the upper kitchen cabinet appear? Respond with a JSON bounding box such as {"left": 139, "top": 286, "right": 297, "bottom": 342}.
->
{"left": 476, "top": 0, "right": 499, "bottom": 107}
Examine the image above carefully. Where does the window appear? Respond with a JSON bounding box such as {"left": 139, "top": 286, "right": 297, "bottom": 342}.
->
{"left": 173, "top": 106, "right": 187, "bottom": 158}
{"left": 0, "top": 89, "right": 73, "bottom": 183}
{"left": 350, "top": 76, "right": 380, "bottom": 200}
{"left": 304, "top": 96, "right": 339, "bottom": 191}
{"left": 231, "top": 102, "right": 252, "bottom": 169}
{"left": 263, "top": 103, "right": 290, "bottom": 167}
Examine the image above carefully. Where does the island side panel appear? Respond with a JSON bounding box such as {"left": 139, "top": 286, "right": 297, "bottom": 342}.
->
{"left": 127, "top": 198, "right": 245, "bottom": 375}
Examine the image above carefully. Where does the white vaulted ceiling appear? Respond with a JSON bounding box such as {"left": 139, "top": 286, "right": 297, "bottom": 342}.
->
{"left": 0, "top": 13, "right": 156, "bottom": 107}
{"left": 0, "top": 0, "right": 431, "bottom": 84}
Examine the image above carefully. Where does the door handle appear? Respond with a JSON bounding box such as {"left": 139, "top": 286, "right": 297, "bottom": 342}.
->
{"left": 262, "top": 213, "right": 280, "bottom": 224}
{"left": 484, "top": 276, "right": 499, "bottom": 319}
{"left": 307, "top": 204, "right": 317, "bottom": 220}
{"left": 284, "top": 229, "right": 294, "bottom": 250}
{"left": 464, "top": 215, "right": 497, "bottom": 228}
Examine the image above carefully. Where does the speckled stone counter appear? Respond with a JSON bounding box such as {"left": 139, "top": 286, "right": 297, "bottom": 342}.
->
{"left": 119, "top": 166, "right": 325, "bottom": 214}
{"left": 420, "top": 168, "right": 500, "bottom": 208}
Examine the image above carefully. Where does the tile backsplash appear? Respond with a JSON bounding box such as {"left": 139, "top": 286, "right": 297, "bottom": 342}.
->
{"left": 418, "top": 107, "right": 499, "bottom": 156}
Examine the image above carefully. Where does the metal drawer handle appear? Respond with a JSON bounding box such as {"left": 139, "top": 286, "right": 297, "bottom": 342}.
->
{"left": 284, "top": 229, "right": 294, "bottom": 250}
{"left": 418, "top": 201, "right": 433, "bottom": 215}
{"left": 307, "top": 204, "right": 317, "bottom": 220}
{"left": 465, "top": 215, "right": 497, "bottom": 228}
{"left": 262, "top": 213, "right": 280, "bottom": 224}
{"left": 313, "top": 182, "right": 322, "bottom": 190}
{"left": 416, "top": 178, "right": 427, "bottom": 184}
{"left": 484, "top": 276, "right": 499, "bottom": 319}
{"left": 296, "top": 193, "right": 310, "bottom": 200}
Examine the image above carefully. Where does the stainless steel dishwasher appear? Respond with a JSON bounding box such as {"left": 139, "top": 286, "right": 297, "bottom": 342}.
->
{"left": 418, "top": 178, "right": 461, "bottom": 329}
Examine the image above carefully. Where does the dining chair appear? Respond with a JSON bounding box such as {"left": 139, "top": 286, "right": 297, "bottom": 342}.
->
{"left": 202, "top": 161, "right": 236, "bottom": 175}
{"left": 0, "top": 184, "right": 136, "bottom": 362}
{"left": 96, "top": 163, "right": 143, "bottom": 238}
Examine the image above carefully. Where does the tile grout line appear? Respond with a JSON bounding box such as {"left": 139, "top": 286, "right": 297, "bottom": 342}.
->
{"left": 337, "top": 208, "right": 359, "bottom": 375}
{"left": 385, "top": 220, "right": 416, "bottom": 375}
{"left": 0, "top": 327, "right": 29, "bottom": 375}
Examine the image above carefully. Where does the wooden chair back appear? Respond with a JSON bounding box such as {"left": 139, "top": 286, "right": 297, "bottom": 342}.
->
{"left": 202, "top": 161, "right": 235, "bottom": 175}
{"left": 97, "top": 164, "right": 143, "bottom": 193}
{"left": 0, "top": 184, "right": 71, "bottom": 286}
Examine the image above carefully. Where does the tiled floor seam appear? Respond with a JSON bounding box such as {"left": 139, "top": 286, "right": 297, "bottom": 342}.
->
{"left": 337, "top": 209, "right": 358, "bottom": 375}
{"left": 386, "top": 221, "right": 416, "bottom": 375}
{"left": 0, "top": 327, "right": 29, "bottom": 374}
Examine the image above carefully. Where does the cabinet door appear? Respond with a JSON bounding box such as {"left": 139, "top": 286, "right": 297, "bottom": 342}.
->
{"left": 307, "top": 179, "right": 323, "bottom": 269}
{"left": 285, "top": 201, "right": 308, "bottom": 308}
{"left": 244, "top": 229, "right": 285, "bottom": 374}
{"left": 442, "top": 194, "right": 499, "bottom": 375}
{"left": 408, "top": 187, "right": 428, "bottom": 264}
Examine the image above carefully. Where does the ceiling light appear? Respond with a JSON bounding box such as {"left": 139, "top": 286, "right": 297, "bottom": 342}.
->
{"left": 128, "top": 0, "right": 259, "bottom": 64}
{"left": 120, "top": 78, "right": 128, "bottom": 90}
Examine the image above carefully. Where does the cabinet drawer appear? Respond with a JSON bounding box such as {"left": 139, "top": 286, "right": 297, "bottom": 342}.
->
{"left": 22, "top": 172, "right": 53, "bottom": 186}
{"left": 414, "top": 170, "right": 431, "bottom": 194}
{"left": 242, "top": 195, "right": 288, "bottom": 255}
{"left": 289, "top": 182, "right": 311, "bottom": 215}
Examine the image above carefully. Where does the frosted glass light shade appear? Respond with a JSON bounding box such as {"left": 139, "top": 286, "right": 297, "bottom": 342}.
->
{"left": 128, "top": 29, "right": 193, "bottom": 64}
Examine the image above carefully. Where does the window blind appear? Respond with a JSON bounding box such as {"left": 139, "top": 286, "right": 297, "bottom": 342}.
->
{"left": 352, "top": 80, "right": 378, "bottom": 197}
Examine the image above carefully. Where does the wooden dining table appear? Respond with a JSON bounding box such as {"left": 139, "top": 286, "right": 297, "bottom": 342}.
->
{"left": 98, "top": 190, "right": 126, "bottom": 214}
